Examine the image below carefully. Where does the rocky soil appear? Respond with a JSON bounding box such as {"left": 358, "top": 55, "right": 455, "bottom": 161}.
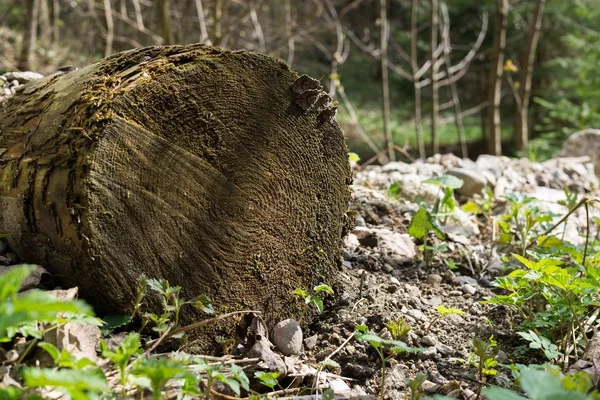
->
{"left": 296, "top": 152, "right": 600, "bottom": 399}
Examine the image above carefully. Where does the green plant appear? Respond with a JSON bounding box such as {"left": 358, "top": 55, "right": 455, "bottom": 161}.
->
{"left": 407, "top": 373, "right": 427, "bottom": 400}
{"left": 408, "top": 207, "right": 446, "bottom": 266}
{"left": 99, "top": 332, "right": 142, "bottom": 392}
{"left": 483, "top": 366, "right": 600, "bottom": 400}
{"left": 254, "top": 371, "right": 281, "bottom": 391}
{"left": 0, "top": 265, "right": 101, "bottom": 342}
{"left": 468, "top": 336, "right": 500, "bottom": 399}
{"left": 484, "top": 253, "right": 599, "bottom": 358}
{"left": 143, "top": 277, "right": 214, "bottom": 336}
{"left": 426, "top": 305, "right": 465, "bottom": 332}
{"left": 131, "top": 357, "right": 191, "bottom": 400}
{"left": 497, "top": 194, "right": 555, "bottom": 256}
{"left": 384, "top": 317, "right": 411, "bottom": 340}
{"left": 291, "top": 283, "right": 334, "bottom": 313}
{"left": 22, "top": 367, "right": 110, "bottom": 400}
{"left": 422, "top": 175, "right": 464, "bottom": 223}
{"left": 354, "top": 324, "right": 422, "bottom": 400}
{"left": 516, "top": 330, "right": 561, "bottom": 361}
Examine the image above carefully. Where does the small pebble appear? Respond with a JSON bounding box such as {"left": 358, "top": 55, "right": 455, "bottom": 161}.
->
{"left": 462, "top": 284, "right": 476, "bottom": 295}
{"left": 420, "top": 380, "right": 440, "bottom": 394}
{"left": 272, "top": 319, "right": 303, "bottom": 356}
{"left": 426, "top": 274, "right": 443, "bottom": 288}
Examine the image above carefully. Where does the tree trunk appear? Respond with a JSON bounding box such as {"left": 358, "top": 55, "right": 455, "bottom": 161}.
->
{"left": 158, "top": 0, "right": 173, "bottom": 45}
{"left": 38, "top": 0, "right": 51, "bottom": 43}
{"left": 515, "top": 0, "right": 545, "bottom": 155}
{"left": 430, "top": 0, "right": 439, "bottom": 155}
{"left": 440, "top": 1, "right": 467, "bottom": 159}
{"left": 0, "top": 45, "right": 351, "bottom": 334}
{"left": 18, "top": 0, "right": 39, "bottom": 71}
{"left": 380, "top": 0, "right": 394, "bottom": 162}
{"left": 103, "top": 0, "right": 114, "bottom": 57}
{"left": 411, "top": 0, "right": 425, "bottom": 160}
{"left": 52, "top": 0, "right": 60, "bottom": 44}
{"left": 487, "top": 0, "right": 508, "bottom": 156}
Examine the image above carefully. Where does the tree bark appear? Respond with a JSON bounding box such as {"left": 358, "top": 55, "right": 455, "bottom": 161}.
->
{"left": 380, "top": 0, "right": 394, "bottom": 162}
{"left": 38, "top": 0, "right": 51, "bottom": 43}
{"left": 158, "top": 0, "right": 174, "bottom": 45}
{"left": 440, "top": 1, "right": 467, "bottom": 159}
{"left": 411, "top": 0, "right": 425, "bottom": 160}
{"left": 487, "top": 0, "right": 508, "bottom": 156}
{"left": 515, "top": 0, "right": 545, "bottom": 155}
{"left": 18, "top": 0, "right": 39, "bottom": 71}
{"left": 430, "top": 0, "right": 439, "bottom": 155}
{"left": 0, "top": 45, "right": 351, "bottom": 335}
{"left": 52, "top": 0, "right": 60, "bottom": 44}
{"left": 103, "top": 0, "right": 114, "bottom": 57}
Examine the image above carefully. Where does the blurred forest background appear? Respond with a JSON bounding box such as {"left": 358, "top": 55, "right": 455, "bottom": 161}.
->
{"left": 0, "top": 0, "right": 598, "bottom": 162}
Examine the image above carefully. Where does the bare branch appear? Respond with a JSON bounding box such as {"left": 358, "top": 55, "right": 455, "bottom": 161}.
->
{"left": 417, "top": 11, "right": 488, "bottom": 88}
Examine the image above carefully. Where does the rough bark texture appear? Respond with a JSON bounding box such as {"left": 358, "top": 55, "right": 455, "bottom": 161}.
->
{"left": 487, "top": 0, "right": 508, "bottom": 156}
{"left": 0, "top": 45, "right": 352, "bottom": 333}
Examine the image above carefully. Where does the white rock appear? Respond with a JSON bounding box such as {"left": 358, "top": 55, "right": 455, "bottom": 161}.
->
{"left": 560, "top": 129, "right": 600, "bottom": 176}
{"left": 446, "top": 167, "right": 487, "bottom": 197}
{"left": 272, "top": 319, "right": 303, "bottom": 356}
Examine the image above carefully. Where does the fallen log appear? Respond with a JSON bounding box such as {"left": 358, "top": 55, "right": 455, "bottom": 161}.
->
{"left": 0, "top": 45, "right": 352, "bottom": 329}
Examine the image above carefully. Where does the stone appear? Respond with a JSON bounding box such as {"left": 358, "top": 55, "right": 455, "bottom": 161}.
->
{"left": 446, "top": 167, "right": 487, "bottom": 197}
{"left": 436, "top": 343, "right": 454, "bottom": 356}
{"left": 420, "top": 380, "right": 440, "bottom": 394}
{"left": 417, "top": 347, "right": 438, "bottom": 360}
{"left": 272, "top": 319, "right": 303, "bottom": 356}
{"left": 3, "top": 71, "right": 44, "bottom": 84}
{"left": 560, "top": 129, "right": 600, "bottom": 176}
{"left": 406, "top": 308, "right": 427, "bottom": 322}
{"left": 426, "top": 274, "right": 443, "bottom": 288}
{"left": 389, "top": 277, "right": 401, "bottom": 286}
{"left": 429, "top": 370, "right": 448, "bottom": 385}
{"left": 404, "top": 283, "right": 421, "bottom": 297}
{"left": 382, "top": 263, "right": 393, "bottom": 273}
{"left": 421, "top": 335, "right": 438, "bottom": 347}
{"left": 462, "top": 284, "right": 476, "bottom": 295}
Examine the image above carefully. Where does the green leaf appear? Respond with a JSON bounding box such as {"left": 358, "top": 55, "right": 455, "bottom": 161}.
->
{"left": 348, "top": 153, "right": 360, "bottom": 162}
{"left": 482, "top": 387, "right": 528, "bottom": 400}
{"left": 314, "top": 284, "right": 334, "bottom": 294}
{"left": 0, "top": 265, "right": 37, "bottom": 300}
{"left": 388, "top": 182, "right": 402, "bottom": 199}
{"left": 320, "top": 359, "right": 340, "bottom": 368}
{"left": 23, "top": 367, "right": 109, "bottom": 394}
{"left": 408, "top": 207, "right": 445, "bottom": 240}
{"left": 101, "top": 315, "right": 132, "bottom": 330}
{"left": 291, "top": 288, "right": 308, "bottom": 299}
{"left": 307, "top": 296, "right": 324, "bottom": 313}
{"left": 193, "top": 294, "right": 214, "bottom": 315}
{"left": 254, "top": 371, "right": 280, "bottom": 390}
{"left": 462, "top": 201, "right": 480, "bottom": 214}
{"left": 38, "top": 342, "right": 60, "bottom": 363}
{"left": 423, "top": 175, "right": 464, "bottom": 189}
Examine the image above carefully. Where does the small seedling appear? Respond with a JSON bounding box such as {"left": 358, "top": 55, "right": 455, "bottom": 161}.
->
{"left": 291, "top": 283, "right": 334, "bottom": 313}
{"left": 407, "top": 373, "right": 427, "bottom": 400}
{"left": 422, "top": 175, "right": 464, "bottom": 223}
{"left": 99, "top": 332, "right": 142, "bottom": 391}
{"left": 408, "top": 207, "right": 446, "bottom": 266}
{"left": 254, "top": 371, "right": 281, "bottom": 390}
{"left": 355, "top": 324, "right": 422, "bottom": 400}
{"left": 384, "top": 317, "right": 411, "bottom": 340}
{"left": 426, "top": 305, "right": 465, "bottom": 332}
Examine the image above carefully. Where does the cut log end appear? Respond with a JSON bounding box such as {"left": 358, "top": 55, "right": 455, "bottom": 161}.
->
{"left": 0, "top": 45, "right": 352, "bottom": 335}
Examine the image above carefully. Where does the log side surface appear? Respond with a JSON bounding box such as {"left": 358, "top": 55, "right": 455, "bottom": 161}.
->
{"left": 0, "top": 45, "right": 352, "bottom": 326}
